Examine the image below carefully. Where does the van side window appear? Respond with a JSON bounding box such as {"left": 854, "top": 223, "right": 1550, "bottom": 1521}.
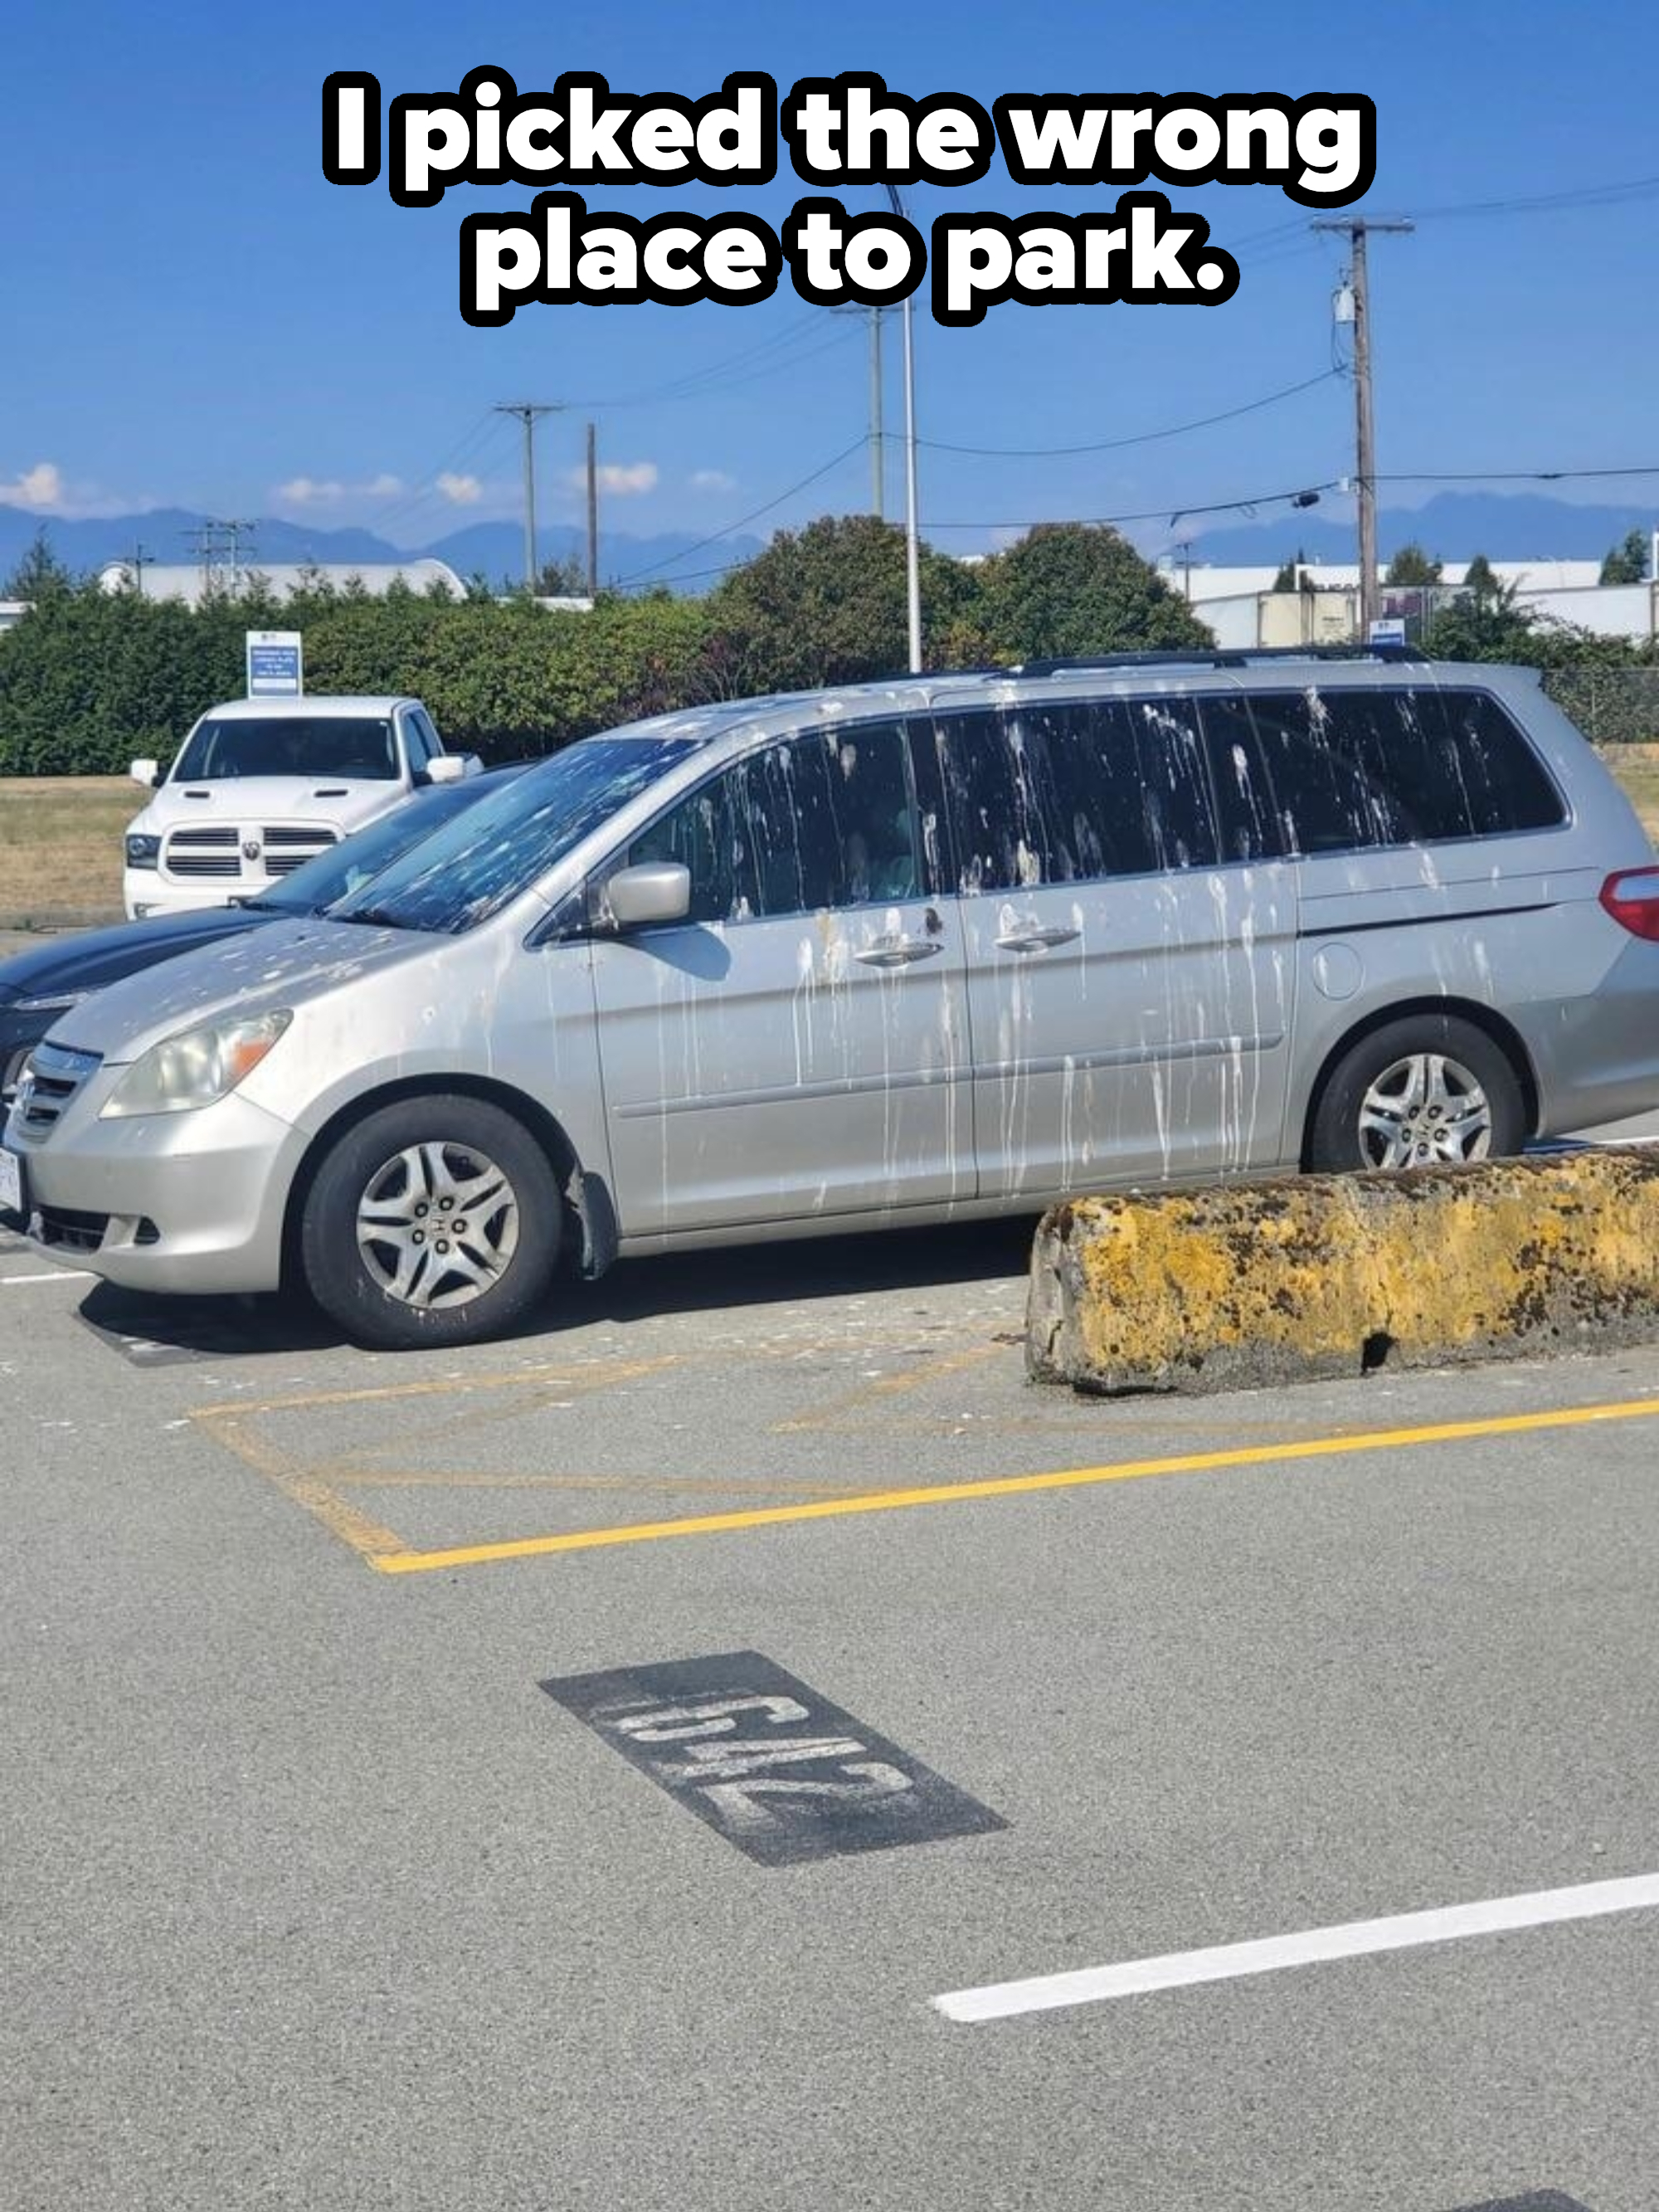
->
{"left": 1238, "top": 687, "right": 1564, "bottom": 855}
{"left": 1196, "top": 699, "right": 1287, "bottom": 863}
{"left": 624, "top": 720, "right": 920, "bottom": 922}
{"left": 934, "top": 699, "right": 1218, "bottom": 894}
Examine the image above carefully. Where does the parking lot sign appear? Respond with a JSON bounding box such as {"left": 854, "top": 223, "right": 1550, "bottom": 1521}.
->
{"left": 246, "top": 630, "right": 304, "bottom": 697}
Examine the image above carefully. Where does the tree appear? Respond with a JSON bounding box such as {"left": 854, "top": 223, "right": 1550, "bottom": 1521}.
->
{"left": 1420, "top": 585, "right": 1535, "bottom": 663}
{"left": 710, "top": 514, "right": 982, "bottom": 690}
{"left": 1600, "top": 529, "right": 1651, "bottom": 586}
{"left": 3, "top": 529, "right": 75, "bottom": 603}
{"left": 975, "top": 523, "right": 1214, "bottom": 663}
{"left": 1462, "top": 552, "right": 1500, "bottom": 603}
{"left": 1384, "top": 543, "right": 1443, "bottom": 586}
{"left": 535, "top": 554, "right": 590, "bottom": 597}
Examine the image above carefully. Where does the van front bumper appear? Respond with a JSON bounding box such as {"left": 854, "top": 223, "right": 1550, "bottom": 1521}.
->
{"left": 7, "top": 1075, "right": 307, "bottom": 1295}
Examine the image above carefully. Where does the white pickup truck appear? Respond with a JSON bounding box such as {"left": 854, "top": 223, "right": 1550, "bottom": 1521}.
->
{"left": 122, "top": 694, "right": 481, "bottom": 918}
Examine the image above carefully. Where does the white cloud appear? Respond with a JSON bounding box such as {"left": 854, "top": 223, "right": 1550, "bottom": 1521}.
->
{"left": 690, "top": 469, "right": 737, "bottom": 493}
{"left": 0, "top": 460, "right": 151, "bottom": 519}
{"left": 275, "top": 475, "right": 343, "bottom": 506}
{"left": 274, "top": 473, "right": 407, "bottom": 508}
{"left": 568, "top": 460, "right": 659, "bottom": 498}
{"left": 0, "top": 461, "right": 65, "bottom": 510}
{"left": 435, "top": 472, "right": 484, "bottom": 505}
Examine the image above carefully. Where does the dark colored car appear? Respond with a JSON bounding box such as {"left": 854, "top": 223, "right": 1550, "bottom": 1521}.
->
{"left": 0, "top": 763, "right": 529, "bottom": 1110}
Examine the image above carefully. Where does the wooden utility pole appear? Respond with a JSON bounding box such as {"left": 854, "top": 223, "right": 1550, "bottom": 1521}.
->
{"left": 494, "top": 402, "right": 560, "bottom": 590}
{"left": 1312, "top": 218, "right": 1413, "bottom": 639}
{"left": 586, "top": 421, "right": 599, "bottom": 597}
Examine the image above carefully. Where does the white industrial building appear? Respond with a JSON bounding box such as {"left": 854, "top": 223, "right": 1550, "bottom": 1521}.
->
{"left": 1159, "top": 554, "right": 1659, "bottom": 650}
{"left": 95, "top": 559, "right": 469, "bottom": 607}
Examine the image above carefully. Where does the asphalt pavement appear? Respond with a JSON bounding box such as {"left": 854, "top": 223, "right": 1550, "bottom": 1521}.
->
{"left": 4, "top": 1173, "right": 1659, "bottom": 2211}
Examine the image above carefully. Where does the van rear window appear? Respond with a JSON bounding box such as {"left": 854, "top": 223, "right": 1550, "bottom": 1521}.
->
{"left": 1211, "top": 688, "right": 1565, "bottom": 856}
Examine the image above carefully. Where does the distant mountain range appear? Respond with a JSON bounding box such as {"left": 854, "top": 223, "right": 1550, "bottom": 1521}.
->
{"left": 0, "top": 509, "right": 764, "bottom": 594}
{"left": 1, "top": 488, "right": 1652, "bottom": 594}
{"left": 1183, "top": 490, "right": 1657, "bottom": 568}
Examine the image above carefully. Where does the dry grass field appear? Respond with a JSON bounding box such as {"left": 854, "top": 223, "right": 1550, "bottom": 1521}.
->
{"left": 2, "top": 755, "right": 1657, "bottom": 933}
{"left": 0, "top": 777, "right": 134, "bottom": 927}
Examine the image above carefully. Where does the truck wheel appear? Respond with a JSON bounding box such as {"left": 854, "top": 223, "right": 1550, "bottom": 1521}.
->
{"left": 1307, "top": 1015, "right": 1525, "bottom": 1174}
{"left": 300, "top": 1095, "right": 562, "bottom": 1349}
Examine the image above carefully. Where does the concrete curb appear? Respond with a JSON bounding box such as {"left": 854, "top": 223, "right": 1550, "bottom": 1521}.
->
{"left": 1026, "top": 1149, "right": 1659, "bottom": 1396}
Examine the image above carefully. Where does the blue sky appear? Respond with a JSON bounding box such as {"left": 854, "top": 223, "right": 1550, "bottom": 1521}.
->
{"left": 2, "top": 0, "right": 1657, "bottom": 570}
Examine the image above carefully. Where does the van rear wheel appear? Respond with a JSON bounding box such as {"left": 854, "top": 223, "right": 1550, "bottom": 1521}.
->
{"left": 300, "top": 1095, "right": 562, "bottom": 1349}
{"left": 1307, "top": 1015, "right": 1525, "bottom": 1175}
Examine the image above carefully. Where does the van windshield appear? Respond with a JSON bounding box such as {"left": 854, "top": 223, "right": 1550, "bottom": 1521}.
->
{"left": 173, "top": 715, "right": 400, "bottom": 782}
{"left": 329, "top": 734, "right": 704, "bottom": 934}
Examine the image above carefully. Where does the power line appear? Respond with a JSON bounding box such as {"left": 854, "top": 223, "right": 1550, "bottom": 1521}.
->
{"left": 918, "top": 479, "right": 1345, "bottom": 533}
{"left": 613, "top": 439, "right": 868, "bottom": 588}
{"left": 367, "top": 412, "right": 509, "bottom": 539}
{"left": 567, "top": 313, "right": 861, "bottom": 412}
{"left": 1399, "top": 172, "right": 1659, "bottom": 222}
{"left": 1377, "top": 465, "right": 1659, "bottom": 484}
{"left": 912, "top": 368, "right": 1342, "bottom": 459}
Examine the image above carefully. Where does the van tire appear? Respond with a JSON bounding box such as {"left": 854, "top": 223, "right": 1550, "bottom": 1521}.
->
{"left": 1307, "top": 1015, "right": 1525, "bottom": 1176}
{"left": 300, "top": 1094, "right": 562, "bottom": 1350}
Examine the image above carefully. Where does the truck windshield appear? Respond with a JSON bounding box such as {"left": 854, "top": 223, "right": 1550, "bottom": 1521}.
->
{"left": 329, "top": 733, "right": 705, "bottom": 934}
{"left": 172, "top": 716, "right": 400, "bottom": 782}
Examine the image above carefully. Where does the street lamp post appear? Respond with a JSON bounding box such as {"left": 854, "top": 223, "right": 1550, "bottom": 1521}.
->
{"left": 886, "top": 183, "right": 922, "bottom": 676}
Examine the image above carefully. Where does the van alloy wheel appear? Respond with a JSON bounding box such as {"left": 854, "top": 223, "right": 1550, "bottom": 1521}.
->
{"left": 1357, "top": 1052, "right": 1492, "bottom": 1169}
{"left": 299, "top": 1094, "right": 562, "bottom": 1349}
{"left": 1306, "top": 1013, "right": 1525, "bottom": 1177}
{"left": 356, "top": 1139, "right": 520, "bottom": 1310}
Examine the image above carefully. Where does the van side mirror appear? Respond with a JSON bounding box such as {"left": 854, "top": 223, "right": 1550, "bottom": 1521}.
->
{"left": 423, "top": 755, "right": 466, "bottom": 786}
{"left": 130, "top": 758, "right": 159, "bottom": 787}
{"left": 606, "top": 862, "right": 691, "bottom": 930}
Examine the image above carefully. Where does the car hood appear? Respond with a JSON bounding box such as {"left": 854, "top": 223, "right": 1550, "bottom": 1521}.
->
{"left": 43, "top": 915, "right": 438, "bottom": 1065}
{"left": 131, "top": 778, "right": 401, "bottom": 833}
{"left": 0, "top": 907, "right": 270, "bottom": 1005}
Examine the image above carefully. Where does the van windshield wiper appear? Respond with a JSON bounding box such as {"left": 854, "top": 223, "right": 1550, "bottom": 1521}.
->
{"left": 333, "top": 904, "right": 420, "bottom": 930}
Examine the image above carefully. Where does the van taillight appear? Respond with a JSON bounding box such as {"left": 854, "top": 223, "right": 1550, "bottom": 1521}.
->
{"left": 1599, "top": 868, "right": 1659, "bottom": 941}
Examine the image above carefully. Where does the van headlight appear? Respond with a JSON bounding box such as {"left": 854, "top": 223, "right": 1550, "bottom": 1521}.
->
{"left": 124, "top": 834, "right": 162, "bottom": 870}
{"left": 101, "top": 1011, "right": 293, "bottom": 1118}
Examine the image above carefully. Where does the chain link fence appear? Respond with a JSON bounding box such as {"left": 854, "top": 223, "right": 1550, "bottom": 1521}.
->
{"left": 1544, "top": 666, "right": 1659, "bottom": 748}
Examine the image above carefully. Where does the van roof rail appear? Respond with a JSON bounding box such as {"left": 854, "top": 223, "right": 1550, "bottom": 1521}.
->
{"left": 1005, "top": 644, "right": 1431, "bottom": 678}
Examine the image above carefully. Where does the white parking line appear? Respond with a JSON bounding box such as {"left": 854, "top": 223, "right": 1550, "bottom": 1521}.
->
{"left": 932, "top": 1870, "right": 1659, "bottom": 2023}
{"left": 1, "top": 1269, "right": 95, "bottom": 1285}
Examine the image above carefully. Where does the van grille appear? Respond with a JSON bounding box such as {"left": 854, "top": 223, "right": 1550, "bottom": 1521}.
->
{"left": 15, "top": 1042, "right": 102, "bottom": 1138}
{"left": 36, "top": 1205, "right": 110, "bottom": 1254}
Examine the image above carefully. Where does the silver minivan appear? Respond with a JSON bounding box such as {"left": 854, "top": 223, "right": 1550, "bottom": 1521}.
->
{"left": 7, "top": 650, "right": 1659, "bottom": 1348}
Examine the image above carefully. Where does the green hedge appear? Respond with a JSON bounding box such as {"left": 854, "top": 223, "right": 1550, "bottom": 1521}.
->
{"left": 0, "top": 521, "right": 1214, "bottom": 775}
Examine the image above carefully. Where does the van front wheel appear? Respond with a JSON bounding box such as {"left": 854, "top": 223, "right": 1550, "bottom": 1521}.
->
{"left": 300, "top": 1095, "right": 562, "bottom": 1349}
{"left": 1307, "top": 1016, "right": 1525, "bottom": 1175}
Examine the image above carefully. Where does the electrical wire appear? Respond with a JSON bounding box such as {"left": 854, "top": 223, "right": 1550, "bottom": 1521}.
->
{"left": 567, "top": 313, "right": 859, "bottom": 411}
{"left": 1401, "top": 173, "right": 1659, "bottom": 222}
{"left": 612, "top": 438, "right": 869, "bottom": 587}
{"left": 1378, "top": 465, "right": 1659, "bottom": 485}
{"left": 912, "top": 367, "right": 1342, "bottom": 459}
{"left": 919, "top": 479, "right": 1345, "bottom": 533}
{"left": 367, "top": 412, "right": 511, "bottom": 539}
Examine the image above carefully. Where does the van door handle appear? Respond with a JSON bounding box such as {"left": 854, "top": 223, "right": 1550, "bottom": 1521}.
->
{"left": 995, "top": 925, "right": 1081, "bottom": 953}
{"left": 854, "top": 935, "right": 944, "bottom": 967}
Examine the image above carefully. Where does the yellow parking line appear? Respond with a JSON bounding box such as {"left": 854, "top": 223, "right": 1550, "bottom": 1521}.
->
{"left": 367, "top": 1392, "right": 1659, "bottom": 1576}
